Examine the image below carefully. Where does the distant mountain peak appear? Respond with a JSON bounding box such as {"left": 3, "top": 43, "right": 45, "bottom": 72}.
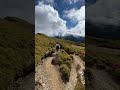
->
{"left": 54, "top": 34, "right": 85, "bottom": 42}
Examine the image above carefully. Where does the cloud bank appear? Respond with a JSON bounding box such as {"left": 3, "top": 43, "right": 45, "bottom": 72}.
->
{"left": 35, "top": 1, "right": 85, "bottom": 37}
{"left": 64, "top": 6, "right": 85, "bottom": 23}
{"left": 86, "top": 0, "right": 120, "bottom": 25}
{"left": 64, "top": 6, "right": 85, "bottom": 36}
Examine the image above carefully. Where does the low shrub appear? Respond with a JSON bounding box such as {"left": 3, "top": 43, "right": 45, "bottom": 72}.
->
{"left": 64, "top": 45, "right": 75, "bottom": 54}
{"left": 53, "top": 50, "right": 72, "bottom": 65}
{"left": 75, "top": 78, "right": 85, "bottom": 90}
{"left": 58, "top": 50, "right": 72, "bottom": 62}
{"left": 53, "top": 50, "right": 72, "bottom": 82}
{"left": 65, "top": 61, "right": 72, "bottom": 70}
{"left": 60, "top": 64, "right": 70, "bottom": 82}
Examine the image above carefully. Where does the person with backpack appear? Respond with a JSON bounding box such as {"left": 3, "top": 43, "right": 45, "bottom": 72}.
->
{"left": 55, "top": 42, "right": 60, "bottom": 54}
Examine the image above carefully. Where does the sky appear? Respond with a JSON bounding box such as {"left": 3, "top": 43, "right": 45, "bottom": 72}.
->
{"left": 86, "top": 0, "right": 120, "bottom": 25}
{"left": 35, "top": 0, "right": 85, "bottom": 37}
{"left": 0, "top": 0, "right": 34, "bottom": 23}
{"left": 1, "top": 0, "right": 119, "bottom": 36}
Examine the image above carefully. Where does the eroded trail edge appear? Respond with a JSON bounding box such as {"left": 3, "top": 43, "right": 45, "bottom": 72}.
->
{"left": 35, "top": 55, "right": 85, "bottom": 90}
{"left": 65, "top": 55, "right": 85, "bottom": 90}
{"left": 35, "top": 57, "right": 65, "bottom": 90}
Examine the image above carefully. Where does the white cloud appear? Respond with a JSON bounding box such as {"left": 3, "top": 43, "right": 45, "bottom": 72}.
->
{"left": 35, "top": 2, "right": 67, "bottom": 36}
{"left": 64, "top": 0, "right": 80, "bottom": 4}
{"left": 35, "top": 2, "right": 85, "bottom": 37}
{"left": 86, "top": 0, "right": 120, "bottom": 25}
{"left": 64, "top": 6, "right": 85, "bottom": 23}
{"left": 68, "top": 20, "right": 85, "bottom": 36}
{"left": 64, "top": 6, "right": 85, "bottom": 36}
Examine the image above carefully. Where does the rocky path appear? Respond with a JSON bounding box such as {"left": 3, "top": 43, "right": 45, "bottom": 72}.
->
{"left": 35, "top": 55, "right": 85, "bottom": 90}
{"left": 65, "top": 63, "right": 78, "bottom": 90}
{"left": 35, "top": 57, "right": 65, "bottom": 90}
{"left": 43, "top": 57, "right": 65, "bottom": 90}
{"left": 73, "top": 55, "right": 85, "bottom": 84}
{"left": 35, "top": 60, "right": 51, "bottom": 90}
{"left": 65, "top": 55, "right": 85, "bottom": 90}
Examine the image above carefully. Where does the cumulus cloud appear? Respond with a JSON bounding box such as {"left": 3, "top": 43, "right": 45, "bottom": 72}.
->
{"left": 64, "top": 6, "right": 85, "bottom": 36}
{"left": 35, "top": 2, "right": 85, "bottom": 37}
{"left": 35, "top": 2, "right": 67, "bottom": 36}
{"left": 64, "top": 6, "right": 85, "bottom": 23}
{"left": 86, "top": 0, "right": 120, "bottom": 25}
{"left": 70, "top": 20, "right": 85, "bottom": 36}
{"left": 68, "top": 20, "right": 85, "bottom": 36}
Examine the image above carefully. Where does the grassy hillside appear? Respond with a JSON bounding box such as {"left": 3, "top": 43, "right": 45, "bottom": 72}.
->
{"left": 0, "top": 16, "right": 85, "bottom": 89}
{"left": 86, "top": 36, "right": 120, "bottom": 49}
{"left": 86, "top": 36, "right": 120, "bottom": 84}
{"left": 86, "top": 37, "right": 120, "bottom": 65}
{"left": 0, "top": 17, "right": 34, "bottom": 90}
{"left": 35, "top": 33, "right": 85, "bottom": 65}
{"left": 35, "top": 33, "right": 85, "bottom": 84}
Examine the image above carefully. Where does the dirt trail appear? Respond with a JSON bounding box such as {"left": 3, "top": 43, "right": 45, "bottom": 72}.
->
{"left": 35, "top": 57, "right": 65, "bottom": 90}
{"left": 65, "top": 55, "right": 85, "bottom": 90}
{"left": 65, "top": 63, "right": 77, "bottom": 90}
{"left": 35, "top": 55, "right": 85, "bottom": 90}
{"left": 90, "top": 67, "right": 120, "bottom": 90}
{"left": 43, "top": 57, "right": 65, "bottom": 90}
{"left": 73, "top": 55, "right": 85, "bottom": 84}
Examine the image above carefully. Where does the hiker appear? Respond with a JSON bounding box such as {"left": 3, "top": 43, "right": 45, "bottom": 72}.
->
{"left": 55, "top": 42, "right": 60, "bottom": 54}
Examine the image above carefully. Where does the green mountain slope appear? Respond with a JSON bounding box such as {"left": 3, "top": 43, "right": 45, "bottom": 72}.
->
{"left": 35, "top": 33, "right": 85, "bottom": 65}
{"left": 0, "top": 17, "right": 34, "bottom": 89}
{"left": 0, "top": 16, "right": 85, "bottom": 89}
{"left": 35, "top": 33, "right": 85, "bottom": 89}
{"left": 86, "top": 36, "right": 120, "bottom": 87}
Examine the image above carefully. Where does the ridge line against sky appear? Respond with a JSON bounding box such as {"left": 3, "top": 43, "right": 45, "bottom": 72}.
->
{"left": 35, "top": 0, "right": 85, "bottom": 37}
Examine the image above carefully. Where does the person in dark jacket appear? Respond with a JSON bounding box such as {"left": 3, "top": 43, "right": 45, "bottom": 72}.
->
{"left": 55, "top": 42, "right": 60, "bottom": 54}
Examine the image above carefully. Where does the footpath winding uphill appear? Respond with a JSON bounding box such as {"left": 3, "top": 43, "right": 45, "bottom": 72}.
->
{"left": 65, "top": 55, "right": 85, "bottom": 90}
{"left": 35, "top": 55, "right": 85, "bottom": 90}
{"left": 35, "top": 57, "right": 65, "bottom": 90}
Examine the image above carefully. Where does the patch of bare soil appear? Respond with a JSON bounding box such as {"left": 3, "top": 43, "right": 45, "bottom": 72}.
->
{"left": 35, "top": 55, "right": 85, "bottom": 90}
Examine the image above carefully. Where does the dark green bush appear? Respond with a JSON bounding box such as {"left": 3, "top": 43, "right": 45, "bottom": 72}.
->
{"left": 65, "top": 61, "right": 72, "bottom": 70}
{"left": 60, "top": 64, "right": 70, "bottom": 82}
{"left": 56, "top": 56, "right": 64, "bottom": 65}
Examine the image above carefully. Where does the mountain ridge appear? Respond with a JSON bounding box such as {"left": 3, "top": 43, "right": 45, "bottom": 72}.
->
{"left": 54, "top": 35, "right": 85, "bottom": 42}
